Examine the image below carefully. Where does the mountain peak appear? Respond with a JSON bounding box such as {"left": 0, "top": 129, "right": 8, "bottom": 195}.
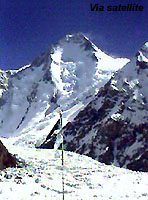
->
{"left": 135, "top": 42, "right": 148, "bottom": 71}
{"left": 55, "top": 32, "right": 97, "bottom": 54}
{"left": 63, "top": 32, "right": 89, "bottom": 43}
{"left": 136, "top": 42, "right": 148, "bottom": 58}
{"left": 141, "top": 41, "right": 148, "bottom": 50}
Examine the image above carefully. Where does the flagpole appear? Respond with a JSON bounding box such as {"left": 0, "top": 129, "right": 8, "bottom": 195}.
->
{"left": 60, "top": 111, "right": 64, "bottom": 200}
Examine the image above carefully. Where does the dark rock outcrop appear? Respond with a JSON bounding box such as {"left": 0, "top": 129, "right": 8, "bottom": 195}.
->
{"left": 37, "top": 119, "right": 61, "bottom": 149}
{"left": 0, "top": 140, "right": 16, "bottom": 170}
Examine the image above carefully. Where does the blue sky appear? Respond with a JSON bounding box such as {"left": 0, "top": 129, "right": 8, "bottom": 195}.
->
{"left": 1, "top": 0, "right": 148, "bottom": 69}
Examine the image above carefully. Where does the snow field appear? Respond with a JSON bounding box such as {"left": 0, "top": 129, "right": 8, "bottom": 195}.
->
{"left": 0, "top": 142, "right": 148, "bottom": 200}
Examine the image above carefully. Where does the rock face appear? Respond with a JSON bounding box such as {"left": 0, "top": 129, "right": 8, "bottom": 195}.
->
{"left": 0, "top": 140, "right": 16, "bottom": 169}
{"left": 41, "top": 42, "right": 148, "bottom": 172}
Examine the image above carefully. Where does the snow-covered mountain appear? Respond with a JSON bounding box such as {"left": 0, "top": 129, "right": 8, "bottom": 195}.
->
{"left": 44, "top": 42, "right": 148, "bottom": 172}
{"left": 0, "top": 33, "right": 128, "bottom": 145}
{"left": 1, "top": 33, "right": 148, "bottom": 199}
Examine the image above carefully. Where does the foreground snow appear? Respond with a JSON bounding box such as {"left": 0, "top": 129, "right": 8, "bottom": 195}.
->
{"left": 0, "top": 140, "right": 148, "bottom": 200}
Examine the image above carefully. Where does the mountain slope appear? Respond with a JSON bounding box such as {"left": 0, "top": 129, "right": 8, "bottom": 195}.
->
{"left": 43, "top": 42, "right": 148, "bottom": 172}
{"left": 0, "top": 33, "right": 129, "bottom": 145}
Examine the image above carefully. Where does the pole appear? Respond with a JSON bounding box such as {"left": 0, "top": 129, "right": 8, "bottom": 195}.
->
{"left": 60, "top": 111, "right": 64, "bottom": 200}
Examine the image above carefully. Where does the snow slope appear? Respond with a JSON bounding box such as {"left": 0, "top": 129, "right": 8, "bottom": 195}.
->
{"left": 0, "top": 138, "right": 148, "bottom": 200}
